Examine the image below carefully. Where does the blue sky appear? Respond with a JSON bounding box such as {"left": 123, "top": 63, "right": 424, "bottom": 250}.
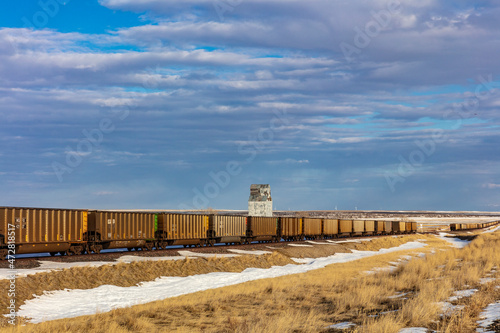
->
{"left": 1, "top": 0, "right": 500, "bottom": 211}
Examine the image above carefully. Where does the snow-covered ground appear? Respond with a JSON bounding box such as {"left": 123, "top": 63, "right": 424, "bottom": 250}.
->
{"left": 15, "top": 241, "right": 427, "bottom": 323}
{"left": 398, "top": 328, "right": 428, "bottom": 333}
{"left": 328, "top": 321, "right": 356, "bottom": 329}
{"left": 477, "top": 301, "right": 500, "bottom": 332}
{"left": 0, "top": 251, "right": 262, "bottom": 280}
{"left": 448, "top": 289, "right": 478, "bottom": 302}
{"left": 436, "top": 233, "right": 471, "bottom": 248}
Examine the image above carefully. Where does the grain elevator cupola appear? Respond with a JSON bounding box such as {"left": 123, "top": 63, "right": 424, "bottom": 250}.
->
{"left": 248, "top": 184, "right": 272, "bottom": 217}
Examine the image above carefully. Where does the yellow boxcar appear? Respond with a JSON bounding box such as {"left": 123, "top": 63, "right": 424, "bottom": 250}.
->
{"left": 89, "top": 211, "right": 156, "bottom": 251}
{"left": 0, "top": 207, "right": 87, "bottom": 256}
{"left": 303, "top": 218, "right": 322, "bottom": 239}
{"left": 209, "top": 215, "right": 246, "bottom": 245}
{"left": 323, "top": 219, "right": 339, "bottom": 238}
{"left": 364, "top": 220, "right": 375, "bottom": 235}
{"left": 352, "top": 220, "right": 364, "bottom": 235}
{"left": 156, "top": 213, "right": 209, "bottom": 247}
{"left": 247, "top": 216, "right": 278, "bottom": 242}
{"left": 280, "top": 217, "right": 303, "bottom": 241}
{"left": 339, "top": 219, "right": 353, "bottom": 235}
{"left": 374, "top": 220, "right": 385, "bottom": 234}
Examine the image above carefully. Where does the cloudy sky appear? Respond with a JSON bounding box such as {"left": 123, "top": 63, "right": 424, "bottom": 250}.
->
{"left": 1, "top": 0, "right": 499, "bottom": 211}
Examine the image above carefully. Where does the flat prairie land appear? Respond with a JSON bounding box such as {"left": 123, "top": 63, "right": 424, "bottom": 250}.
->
{"left": 2, "top": 230, "right": 500, "bottom": 333}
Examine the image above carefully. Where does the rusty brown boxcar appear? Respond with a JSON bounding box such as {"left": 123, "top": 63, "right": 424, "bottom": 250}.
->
{"left": 0, "top": 207, "right": 88, "bottom": 257}
{"left": 374, "top": 220, "right": 385, "bottom": 234}
{"left": 87, "top": 211, "right": 156, "bottom": 253}
{"left": 280, "top": 217, "right": 303, "bottom": 241}
{"left": 303, "top": 218, "right": 322, "bottom": 240}
{"left": 156, "top": 213, "right": 209, "bottom": 248}
{"left": 323, "top": 219, "right": 339, "bottom": 238}
{"left": 352, "top": 220, "right": 364, "bottom": 235}
{"left": 364, "top": 220, "right": 375, "bottom": 235}
{"left": 209, "top": 215, "right": 247, "bottom": 245}
{"left": 405, "top": 222, "right": 412, "bottom": 234}
{"left": 411, "top": 222, "right": 417, "bottom": 233}
{"left": 339, "top": 219, "right": 353, "bottom": 236}
{"left": 247, "top": 216, "right": 278, "bottom": 242}
{"left": 392, "top": 221, "right": 406, "bottom": 234}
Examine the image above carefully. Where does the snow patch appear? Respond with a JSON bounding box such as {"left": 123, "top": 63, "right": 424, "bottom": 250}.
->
{"left": 437, "top": 301, "right": 465, "bottom": 316}
{"left": 328, "top": 321, "right": 355, "bottom": 329}
{"left": 398, "top": 328, "right": 428, "bottom": 333}
{"left": 448, "top": 289, "right": 477, "bottom": 302}
{"left": 305, "top": 241, "right": 332, "bottom": 245}
{"left": 288, "top": 244, "right": 313, "bottom": 247}
{"left": 227, "top": 249, "right": 271, "bottom": 255}
{"left": 0, "top": 261, "right": 116, "bottom": 279}
{"left": 437, "top": 233, "right": 471, "bottom": 248}
{"left": 476, "top": 301, "right": 500, "bottom": 332}
{"left": 387, "top": 292, "right": 409, "bottom": 299}
{"left": 479, "top": 277, "right": 496, "bottom": 285}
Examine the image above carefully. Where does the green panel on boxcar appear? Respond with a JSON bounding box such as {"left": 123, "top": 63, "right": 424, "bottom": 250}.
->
{"left": 154, "top": 214, "right": 158, "bottom": 232}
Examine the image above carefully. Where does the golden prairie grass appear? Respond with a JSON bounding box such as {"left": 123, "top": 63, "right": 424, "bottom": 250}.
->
{"left": 4, "top": 232, "right": 499, "bottom": 333}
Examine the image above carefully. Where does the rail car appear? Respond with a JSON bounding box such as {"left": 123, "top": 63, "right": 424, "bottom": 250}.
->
{"left": 1, "top": 206, "right": 498, "bottom": 258}
{"left": 450, "top": 221, "right": 498, "bottom": 231}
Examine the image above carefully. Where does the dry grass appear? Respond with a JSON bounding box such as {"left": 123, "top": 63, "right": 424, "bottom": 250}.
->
{"left": 3, "top": 232, "right": 499, "bottom": 333}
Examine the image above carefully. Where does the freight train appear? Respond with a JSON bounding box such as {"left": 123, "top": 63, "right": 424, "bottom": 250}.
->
{"left": 0, "top": 206, "right": 497, "bottom": 259}
{"left": 449, "top": 221, "right": 499, "bottom": 231}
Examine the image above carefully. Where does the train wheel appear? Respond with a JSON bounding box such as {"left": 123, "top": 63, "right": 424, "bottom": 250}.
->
{"left": 58, "top": 251, "right": 65, "bottom": 256}
{"left": 49, "top": 252, "right": 57, "bottom": 256}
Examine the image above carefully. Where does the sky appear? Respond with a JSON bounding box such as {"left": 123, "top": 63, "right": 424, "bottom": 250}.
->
{"left": 0, "top": 0, "right": 499, "bottom": 212}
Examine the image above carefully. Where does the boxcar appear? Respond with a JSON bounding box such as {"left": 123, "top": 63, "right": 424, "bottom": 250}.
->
{"left": 374, "top": 220, "right": 385, "bottom": 234}
{"left": 364, "top": 220, "right": 375, "bottom": 235}
{"left": 384, "top": 221, "right": 393, "bottom": 234}
{"left": 303, "top": 218, "right": 322, "bottom": 240}
{"left": 352, "top": 220, "right": 364, "bottom": 236}
{"left": 87, "top": 211, "right": 156, "bottom": 252}
{"left": 247, "top": 216, "right": 279, "bottom": 242}
{"left": 156, "top": 213, "right": 209, "bottom": 247}
{"left": 280, "top": 217, "right": 303, "bottom": 241}
{"left": 323, "top": 219, "right": 339, "bottom": 238}
{"left": 0, "top": 207, "right": 87, "bottom": 257}
{"left": 411, "top": 222, "right": 417, "bottom": 233}
{"left": 339, "top": 220, "right": 353, "bottom": 236}
{"left": 209, "top": 215, "right": 247, "bottom": 245}
{"left": 392, "top": 221, "right": 406, "bottom": 234}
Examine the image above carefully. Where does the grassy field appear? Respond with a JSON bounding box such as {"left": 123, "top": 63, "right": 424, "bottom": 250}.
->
{"left": 2, "top": 232, "right": 499, "bottom": 332}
